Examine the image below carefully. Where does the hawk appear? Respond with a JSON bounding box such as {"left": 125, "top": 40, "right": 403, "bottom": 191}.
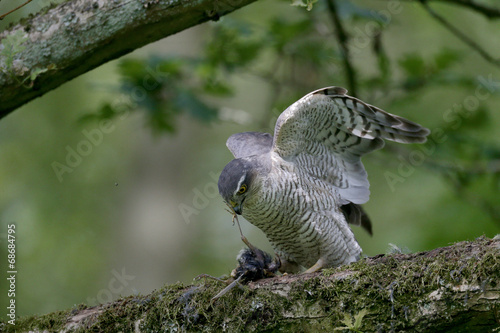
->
{"left": 218, "top": 87, "right": 430, "bottom": 273}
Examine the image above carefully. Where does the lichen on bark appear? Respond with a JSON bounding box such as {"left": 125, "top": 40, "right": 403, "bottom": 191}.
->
{"left": 0, "top": 0, "right": 258, "bottom": 118}
{"left": 2, "top": 236, "right": 498, "bottom": 332}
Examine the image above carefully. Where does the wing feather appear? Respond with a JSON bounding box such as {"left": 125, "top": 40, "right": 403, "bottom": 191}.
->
{"left": 272, "top": 86, "right": 430, "bottom": 205}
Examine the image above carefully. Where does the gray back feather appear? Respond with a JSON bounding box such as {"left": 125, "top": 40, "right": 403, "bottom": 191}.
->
{"left": 226, "top": 132, "right": 273, "bottom": 159}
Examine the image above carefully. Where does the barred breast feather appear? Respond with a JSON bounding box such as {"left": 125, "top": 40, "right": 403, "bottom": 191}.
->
{"left": 223, "top": 86, "right": 430, "bottom": 271}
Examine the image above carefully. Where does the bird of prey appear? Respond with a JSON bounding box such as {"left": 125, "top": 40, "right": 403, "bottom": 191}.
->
{"left": 218, "top": 87, "right": 430, "bottom": 274}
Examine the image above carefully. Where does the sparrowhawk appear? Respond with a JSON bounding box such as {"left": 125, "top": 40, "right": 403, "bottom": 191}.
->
{"left": 218, "top": 87, "right": 430, "bottom": 274}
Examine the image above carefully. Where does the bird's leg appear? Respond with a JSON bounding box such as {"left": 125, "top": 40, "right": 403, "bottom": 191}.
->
{"left": 303, "top": 258, "right": 325, "bottom": 274}
{"left": 265, "top": 254, "right": 281, "bottom": 276}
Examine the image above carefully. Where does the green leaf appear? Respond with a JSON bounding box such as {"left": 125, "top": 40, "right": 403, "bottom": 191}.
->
{"left": 333, "top": 309, "right": 368, "bottom": 332}
{"left": 78, "top": 103, "right": 126, "bottom": 124}
{"left": 205, "top": 24, "right": 262, "bottom": 71}
{"left": 398, "top": 53, "right": 426, "bottom": 78}
{"left": 290, "top": 0, "right": 318, "bottom": 11}
{"left": 269, "top": 18, "right": 313, "bottom": 52}
{"left": 352, "top": 308, "right": 369, "bottom": 330}
{"left": 0, "top": 30, "right": 28, "bottom": 69}
{"left": 434, "top": 48, "right": 461, "bottom": 71}
{"left": 175, "top": 89, "right": 218, "bottom": 122}
{"left": 118, "top": 59, "right": 148, "bottom": 83}
{"left": 202, "top": 79, "right": 233, "bottom": 96}
{"left": 29, "top": 67, "right": 49, "bottom": 81}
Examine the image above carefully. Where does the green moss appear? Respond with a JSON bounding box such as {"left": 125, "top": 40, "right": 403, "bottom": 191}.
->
{"left": 3, "top": 308, "right": 72, "bottom": 332}
{"left": 2, "top": 238, "right": 498, "bottom": 332}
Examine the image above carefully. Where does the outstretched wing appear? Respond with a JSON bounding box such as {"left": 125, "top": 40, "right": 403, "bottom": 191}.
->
{"left": 273, "top": 86, "right": 430, "bottom": 205}
{"left": 227, "top": 132, "right": 273, "bottom": 159}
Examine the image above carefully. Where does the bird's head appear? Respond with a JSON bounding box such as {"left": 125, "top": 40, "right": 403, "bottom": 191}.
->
{"left": 218, "top": 158, "right": 257, "bottom": 215}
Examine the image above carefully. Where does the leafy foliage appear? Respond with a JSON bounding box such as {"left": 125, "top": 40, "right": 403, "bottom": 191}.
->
{"left": 333, "top": 308, "right": 369, "bottom": 332}
{"left": 86, "top": 1, "right": 500, "bottom": 224}
{"left": 84, "top": 23, "right": 267, "bottom": 133}
{"left": 82, "top": 57, "right": 217, "bottom": 133}
{"left": 398, "top": 50, "right": 464, "bottom": 90}
{"left": 3, "top": 0, "right": 500, "bottom": 320}
{"left": 0, "top": 29, "right": 27, "bottom": 70}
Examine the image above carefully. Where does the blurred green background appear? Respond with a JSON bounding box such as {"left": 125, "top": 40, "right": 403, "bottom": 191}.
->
{"left": 0, "top": 0, "right": 499, "bottom": 319}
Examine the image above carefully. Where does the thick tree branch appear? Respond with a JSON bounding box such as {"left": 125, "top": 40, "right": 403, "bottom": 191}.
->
{"left": 0, "top": 0, "right": 257, "bottom": 118}
{"left": 4, "top": 237, "right": 499, "bottom": 332}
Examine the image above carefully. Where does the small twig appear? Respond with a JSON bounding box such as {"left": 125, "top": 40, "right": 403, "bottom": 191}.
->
{"left": 0, "top": 0, "right": 33, "bottom": 20}
{"left": 420, "top": 1, "right": 500, "bottom": 67}
{"left": 377, "top": 0, "right": 500, "bottom": 20}
{"left": 433, "top": 0, "right": 500, "bottom": 20}
{"left": 326, "top": 0, "right": 358, "bottom": 96}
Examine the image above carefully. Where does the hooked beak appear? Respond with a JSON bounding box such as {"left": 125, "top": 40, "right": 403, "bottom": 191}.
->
{"left": 230, "top": 200, "right": 243, "bottom": 215}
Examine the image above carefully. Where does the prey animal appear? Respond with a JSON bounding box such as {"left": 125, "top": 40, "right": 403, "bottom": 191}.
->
{"left": 218, "top": 87, "right": 430, "bottom": 274}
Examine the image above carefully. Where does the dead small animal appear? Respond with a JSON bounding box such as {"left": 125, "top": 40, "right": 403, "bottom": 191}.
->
{"left": 197, "top": 245, "right": 280, "bottom": 303}
{"left": 196, "top": 211, "right": 280, "bottom": 302}
{"left": 233, "top": 245, "right": 281, "bottom": 283}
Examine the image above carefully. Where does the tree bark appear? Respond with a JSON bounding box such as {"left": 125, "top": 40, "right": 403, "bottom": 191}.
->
{"left": 3, "top": 237, "right": 499, "bottom": 332}
{"left": 0, "top": 0, "right": 257, "bottom": 118}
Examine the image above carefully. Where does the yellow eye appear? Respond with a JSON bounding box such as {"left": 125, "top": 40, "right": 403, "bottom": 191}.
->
{"left": 237, "top": 184, "right": 247, "bottom": 194}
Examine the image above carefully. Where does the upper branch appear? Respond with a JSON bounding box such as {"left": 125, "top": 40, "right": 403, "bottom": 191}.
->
{"left": 0, "top": 0, "right": 257, "bottom": 118}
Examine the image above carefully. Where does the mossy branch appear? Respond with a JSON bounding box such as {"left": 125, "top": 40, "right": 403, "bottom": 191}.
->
{"left": 0, "top": 0, "right": 257, "bottom": 118}
{"left": 3, "top": 237, "right": 499, "bottom": 332}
